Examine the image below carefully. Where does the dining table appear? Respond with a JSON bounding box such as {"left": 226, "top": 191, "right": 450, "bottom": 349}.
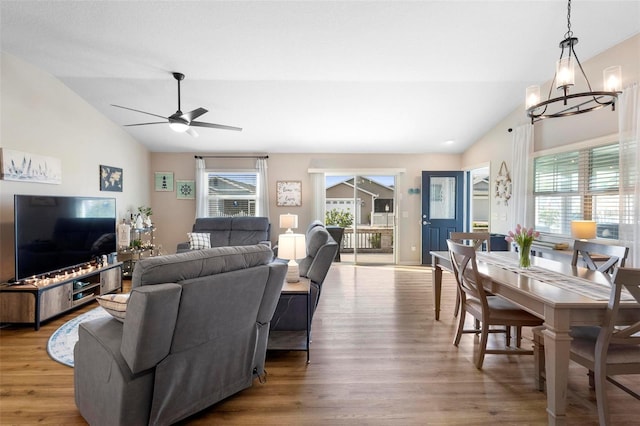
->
{"left": 430, "top": 250, "right": 640, "bottom": 426}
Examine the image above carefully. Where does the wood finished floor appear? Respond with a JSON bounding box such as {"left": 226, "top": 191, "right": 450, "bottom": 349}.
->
{"left": 1, "top": 263, "right": 638, "bottom": 425}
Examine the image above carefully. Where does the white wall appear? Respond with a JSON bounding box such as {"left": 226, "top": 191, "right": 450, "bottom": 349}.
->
{"left": 0, "top": 53, "right": 151, "bottom": 281}
{"left": 462, "top": 34, "right": 640, "bottom": 236}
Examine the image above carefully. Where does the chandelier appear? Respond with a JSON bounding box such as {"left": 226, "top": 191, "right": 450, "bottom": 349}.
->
{"left": 525, "top": 0, "right": 622, "bottom": 123}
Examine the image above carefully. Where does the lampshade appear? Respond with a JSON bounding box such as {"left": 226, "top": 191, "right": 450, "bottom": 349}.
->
{"left": 525, "top": 85, "right": 541, "bottom": 109}
{"left": 278, "top": 233, "right": 306, "bottom": 283}
{"left": 555, "top": 57, "right": 575, "bottom": 89}
{"left": 603, "top": 66, "right": 622, "bottom": 92}
{"left": 571, "top": 220, "right": 597, "bottom": 240}
{"left": 279, "top": 214, "right": 298, "bottom": 233}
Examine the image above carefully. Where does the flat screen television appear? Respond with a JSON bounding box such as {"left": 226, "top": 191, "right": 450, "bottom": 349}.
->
{"left": 14, "top": 195, "right": 117, "bottom": 281}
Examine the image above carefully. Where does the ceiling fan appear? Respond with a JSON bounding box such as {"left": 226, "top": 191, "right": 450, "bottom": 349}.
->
{"left": 112, "top": 72, "right": 242, "bottom": 137}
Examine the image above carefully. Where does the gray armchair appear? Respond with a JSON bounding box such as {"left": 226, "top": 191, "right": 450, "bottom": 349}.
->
{"left": 74, "top": 245, "right": 286, "bottom": 426}
{"left": 270, "top": 222, "right": 338, "bottom": 332}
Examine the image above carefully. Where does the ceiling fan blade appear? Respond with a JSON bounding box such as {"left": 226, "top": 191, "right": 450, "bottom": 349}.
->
{"left": 186, "top": 127, "right": 199, "bottom": 138}
{"left": 181, "top": 107, "right": 208, "bottom": 122}
{"left": 190, "top": 121, "right": 243, "bottom": 131}
{"left": 123, "top": 122, "right": 167, "bottom": 127}
{"left": 111, "top": 104, "right": 168, "bottom": 120}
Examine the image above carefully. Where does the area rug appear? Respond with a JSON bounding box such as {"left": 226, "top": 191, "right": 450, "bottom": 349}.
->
{"left": 47, "top": 306, "right": 110, "bottom": 367}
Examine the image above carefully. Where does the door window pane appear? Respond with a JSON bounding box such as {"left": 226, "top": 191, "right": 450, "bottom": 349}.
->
{"left": 430, "top": 177, "right": 456, "bottom": 219}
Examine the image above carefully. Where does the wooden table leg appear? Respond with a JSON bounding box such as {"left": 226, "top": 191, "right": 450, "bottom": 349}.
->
{"left": 542, "top": 321, "right": 572, "bottom": 426}
{"left": 432, "top": 262, "right": 442, "bottom": 321}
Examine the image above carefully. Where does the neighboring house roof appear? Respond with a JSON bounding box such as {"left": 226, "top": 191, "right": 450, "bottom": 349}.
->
{"left": 326, "top": 177, "right": 394, "bottom": 198}
{"left": 208, "top": 175, "right": 255, "bottom": 196}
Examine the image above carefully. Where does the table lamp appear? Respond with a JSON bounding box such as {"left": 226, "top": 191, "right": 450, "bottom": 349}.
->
{"left": 277, "top": 233, "right": 306, "bottom": 282}
{"left": 279, "top": 213, "right": 298, "bottom": 234}
{"left": 571, "top": 220, "right": 597, "bottom": 240}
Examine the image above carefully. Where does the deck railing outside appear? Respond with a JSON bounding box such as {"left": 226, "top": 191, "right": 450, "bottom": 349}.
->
{"left": 340, "top": 227, "right": 393, "bottom": 253}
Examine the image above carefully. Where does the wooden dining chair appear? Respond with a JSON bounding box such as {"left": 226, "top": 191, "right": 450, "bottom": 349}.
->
{"left": 450, "top": 232, "right": 491, "bottom": 252}
{"left": 571, "top": 240, "right": 629, "bottom": 275}
{"left": 447, "top": 239, "right": 544, "bottom": 369}
{"left": 534, "top": 267, "right": 640, "bottom": 426}
{"left": 533, "top": 241, "right": 629, "bottom": 390}
{"left": 450, "top": 232, "right": 491, "bottom": 318}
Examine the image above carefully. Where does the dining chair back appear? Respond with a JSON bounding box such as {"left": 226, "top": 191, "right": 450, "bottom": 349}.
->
{"left": 450, "top": 232, "right": 491, "bottom": 252}
{"left": 571, "top": 240, "right": 629, "bottom": 275}
{"left": 447, "top": 239, "right": 544, "bottom": 369}
{"left": 568, "top": 267, "right": 640, "bottom": 425}
{"left": 450, "top": 232, "right": 491, "bottom": 317}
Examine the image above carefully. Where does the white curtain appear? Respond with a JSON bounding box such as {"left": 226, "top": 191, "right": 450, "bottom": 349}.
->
{"left": 510, "top": 124, "right": 534, "bottom": 230}
{"left": 195, "top": 157, "right": 207, "bottom": 218}
{"left": 310, "top": 173, "right": 325, "bottom": 222}
{"left": 618, "top": 84, "right": 639, "bottom": 267}
{"left": 256, "top": 158, "right": 269, "bottom": 217}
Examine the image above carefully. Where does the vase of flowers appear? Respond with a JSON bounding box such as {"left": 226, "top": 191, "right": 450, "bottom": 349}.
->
{"left": 505, "top": 224, "right": 540, "bottom": 268}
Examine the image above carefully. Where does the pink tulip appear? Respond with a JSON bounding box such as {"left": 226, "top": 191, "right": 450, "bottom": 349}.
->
{"left": 508, "top": 231, "right": 515, "bottom": 237}
{"left": 527, "top": 228, "right": 534, "bottom": 237}
{"left": 505, "top": 236, "right": 513, "bottom": 243}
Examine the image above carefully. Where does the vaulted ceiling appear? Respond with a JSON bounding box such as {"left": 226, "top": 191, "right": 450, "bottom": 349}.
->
{"left": 2, "top": 1, "right": 639, "bottom": 153}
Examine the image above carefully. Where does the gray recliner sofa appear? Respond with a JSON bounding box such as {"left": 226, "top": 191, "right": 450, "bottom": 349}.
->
{"left": 270, "top": 221, "right": 338, "bottom": 332}
{"left": 74, "top": 245, "right": 286, "bottom": 426}
{"left": 176, "top": 216, "right": 271, "bottom": 253}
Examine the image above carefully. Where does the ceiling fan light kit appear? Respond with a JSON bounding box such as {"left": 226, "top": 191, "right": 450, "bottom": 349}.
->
{"left": 112, "top": 72, "right": 242, "bottom": 136}
{"left": 525, "top": 0, "right": 621, "bottom": 124}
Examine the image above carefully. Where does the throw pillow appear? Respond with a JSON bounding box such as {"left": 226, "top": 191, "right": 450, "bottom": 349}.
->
{"left": 96, "top": 293, "right": 130, "bottom": 322}
{"left": 188, "top": 232, "right": 211, "bottom": 250}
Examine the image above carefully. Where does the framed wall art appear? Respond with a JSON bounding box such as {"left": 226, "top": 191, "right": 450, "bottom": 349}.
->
{"left": 495, "top": 161, "right": 512, "bottom": 206}
{"left": 176, "top": 180, "right": 195, "bottom": 200}
{"left": 154, "top": 172, "right": 174, "bottom": 192}
{"left": 1, "top": 148, "right": 62, "bottom": 184}
{"left": 100, "top": 165, "right": 123, "bottom": 192}
{"left": 276, "top": 180, "right": 302, "bottom": 207}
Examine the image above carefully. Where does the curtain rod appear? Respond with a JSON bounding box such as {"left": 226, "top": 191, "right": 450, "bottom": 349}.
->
{"left": 195, "top": 155, "right": 269, "bottom": 159}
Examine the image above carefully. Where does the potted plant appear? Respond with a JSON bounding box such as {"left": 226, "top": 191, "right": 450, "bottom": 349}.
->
{"left": 138, "top": 206, "right": 153, "bottom": 227}
{"left": 325, "top": 209, "right": 354, "bottom": 262}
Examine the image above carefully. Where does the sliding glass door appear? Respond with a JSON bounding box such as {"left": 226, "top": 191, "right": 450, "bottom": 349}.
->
{"left": 325, "top": 174, "right": 395, "bottom": 265}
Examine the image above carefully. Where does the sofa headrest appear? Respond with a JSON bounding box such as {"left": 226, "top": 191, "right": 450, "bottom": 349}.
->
{"left": 193, "top": 217, "right": 232, "bottom": 231}
{"left": 193, "top": 216, "right": 269, "bottom": 232}
{"left": 306, "top": 226, "right": 332, "bottom": 257}
{"left": 306, "top": 220, "right": 324, "bottom": 235}
{"left": 132, "top": 245, "right": 273, "bottom": 287}
{"left": 231, "top": 216, "right": 269, "bottom": 231}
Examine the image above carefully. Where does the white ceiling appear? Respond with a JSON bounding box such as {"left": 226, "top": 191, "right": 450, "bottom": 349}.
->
{"left": 2, "top": 1, "right": 639, "bottom": 154}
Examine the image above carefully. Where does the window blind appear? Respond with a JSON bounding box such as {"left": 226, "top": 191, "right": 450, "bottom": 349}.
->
{"left": 206, "top": 172, "right": 258, "bottom": 217}
{"left": 533, "top": 143, "right": 619, "bottom": 239}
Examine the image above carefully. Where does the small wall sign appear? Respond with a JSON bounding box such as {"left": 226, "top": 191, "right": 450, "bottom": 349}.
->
{"left": 176, "top": 180, "right": 195, "bottom": 199}
{"left": 154, "top": 172, "right": 174, "bottom": 192}
{"left": 276, "top": 180, "right": 302, "bottom": 207}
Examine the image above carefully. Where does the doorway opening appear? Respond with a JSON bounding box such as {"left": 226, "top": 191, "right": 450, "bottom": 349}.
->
{"left": 325, "top": 175, "right": 396, "bottom": 265}
{"left": 468, "top": 166, "right": 490, "bottom": 233}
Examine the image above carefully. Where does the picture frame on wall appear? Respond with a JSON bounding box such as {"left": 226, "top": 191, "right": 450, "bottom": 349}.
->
{"left": 176, "top": 180, "right": 195, "bottom": 200}
{"left": 276, "top": 180, "right": 302, "bottom": 207}
{"left": 154, "top": 172, "right": 174, "bottom": 192}
{"left": 1, "top": 148, "right": 62, "bottom": 184}
{"left": 100, "top": 165, "right": 123, "bottom": 192}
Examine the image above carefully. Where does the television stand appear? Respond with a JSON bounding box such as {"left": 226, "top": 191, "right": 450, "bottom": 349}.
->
{"left": 0, "top": 262, "right": 122, "bottom": 330}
